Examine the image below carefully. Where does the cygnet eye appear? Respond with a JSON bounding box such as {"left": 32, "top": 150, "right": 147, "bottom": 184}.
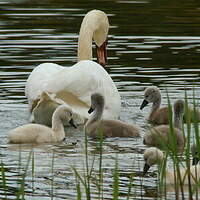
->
{"left": 145, "top": 95, "right": 149, "bottom": 98}
{"left": 67, "top": 112, "right": 72, "bottom": 117}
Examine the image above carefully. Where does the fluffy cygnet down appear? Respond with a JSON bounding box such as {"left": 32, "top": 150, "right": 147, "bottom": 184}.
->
{"left": 84, "top": 93, "right": 141, "bottom": 138}
{"left": 143, "top": 100, "right": 185, "bottom": 152}
{"left": 140, "top": 86, "right": 200, "bottom": 124}
{"left": 8, "top": 105, "right": 77, "bottom": 144}
{"left": 143, "top": 147, "right": 200, "bottom": 185}
{"left": 140, "top": 86, "right": 169, "bottom": 125}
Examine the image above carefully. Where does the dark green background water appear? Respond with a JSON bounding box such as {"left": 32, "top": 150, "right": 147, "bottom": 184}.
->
{"left": 0, "top": 0, "right": 200, "bottom": 199}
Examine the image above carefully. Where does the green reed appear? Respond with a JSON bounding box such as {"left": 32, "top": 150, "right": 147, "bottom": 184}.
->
{"left": 1, "top": 161, "right": 7, "bottom": 198}
{"left": 154, "top": 88, "right": 200, "bottom": 200}
{"left": 72, "top": 127, "right": 136, "bottom": 200}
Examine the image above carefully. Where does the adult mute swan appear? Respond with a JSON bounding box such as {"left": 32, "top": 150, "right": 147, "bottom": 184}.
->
{"left": 25, "top": 10, "right": 120, "bottom": 126}
{"left": 84, "top": 93, "right": 141, "bottom": 138}
{"left": 143, "top": 147, "right": 200, "bottom": 185}
{"left": 8, "top": 105, "right": 77, "bottom": 144}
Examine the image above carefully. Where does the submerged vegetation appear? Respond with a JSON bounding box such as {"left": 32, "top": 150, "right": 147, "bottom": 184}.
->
{"left": 1, "top": 91, "right": 200, "bottom": 200}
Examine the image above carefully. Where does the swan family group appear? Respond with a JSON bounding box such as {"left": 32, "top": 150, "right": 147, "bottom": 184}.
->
{"left": 7, "top": 10, "right": 200, "bottom": 186}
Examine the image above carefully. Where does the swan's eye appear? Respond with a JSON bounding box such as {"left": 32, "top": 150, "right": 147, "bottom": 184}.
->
{"left": 67, "top": 112, "right": 72, "bottom": 117}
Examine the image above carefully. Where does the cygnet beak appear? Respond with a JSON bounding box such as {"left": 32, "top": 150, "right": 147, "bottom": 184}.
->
{"left": 69, "top": 118, "right": 77, "bottom": 128}
{"left": 143, "top": 163, "right": 150, "bottom": 176}
{"left": 140, "top": 99, "right": 149, "bottom": 110}
{"left": 143, "top": 139, "right": 146, "bottom": 144}
{"left": 88, "top": 107, "right": 94, "bottom": 114}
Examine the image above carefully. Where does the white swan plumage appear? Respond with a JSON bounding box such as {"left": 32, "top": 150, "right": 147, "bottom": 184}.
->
{"left": 25, "top": 10, "right": 120, "bottom": 126}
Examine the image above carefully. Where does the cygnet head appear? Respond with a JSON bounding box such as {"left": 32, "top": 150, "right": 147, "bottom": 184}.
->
{"left": 140, "top": 86, "right": 161, "bottom": 110}
{"left": 88, "top": 93, "right": 105, "bottom": 114}
{"left": 174, "top": 100, "right": 184, "bottom": 116}
{"left": 191, "top": 144, "right": 200, "bottom": 165}
{"left": 54, "top": 105, "right": 77, "bottom": 128}
{"left": 143, "top": 147, "right": 164, "bottom": 175}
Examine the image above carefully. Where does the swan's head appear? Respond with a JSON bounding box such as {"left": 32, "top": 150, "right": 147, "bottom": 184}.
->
{"left": 55, "top": 105, "right": 77, "bottom": 128}
{"left": 140, "top": 86, "right": 161, "bottom": 110}
{"left": 88, "top": 93, "right": 105, "bottom": 114}
{"left": 143, "top": 132, "right": 155, "bottom": 146}
{"left": 78, "top": 10, "right": 109, "bottom": 67}
{"left": 174, "top": 100, "right": 184, "bottom": 116}
{"left": 143, "top": 147, "right": 164, "bottom": 175}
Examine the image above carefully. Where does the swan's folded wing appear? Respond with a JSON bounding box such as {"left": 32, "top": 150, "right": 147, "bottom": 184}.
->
{"left": 25, "top": 63, "right": 63, "bottom": 104}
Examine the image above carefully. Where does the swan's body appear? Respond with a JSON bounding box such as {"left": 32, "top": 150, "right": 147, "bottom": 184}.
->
{"left": 85, "top": 93, "right": 140, "bottom": 138}
{"left": 140, "top": 86, "right": 168, "bottom": 125}
{"left": 143, "top": 147, "right": 200, "bottom": 185}
{"left": 25, "top": 10, "right": 120, "bottom": 126}
{"left": 143, "top": 100, "right": 185, "bottom": 152}
{"left": 183, "top": 107, "right": 200, "bottom": 123}
{"left": 8, "top": 105, "right": 76, "bottom": 144}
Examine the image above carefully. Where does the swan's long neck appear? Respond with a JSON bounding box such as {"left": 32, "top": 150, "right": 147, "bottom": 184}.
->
{"left": 174, "top": 112, "right": 183, "bottom": 129}
{"left": 85, "top": 102, "right": 104, "bottom": 128}
{"left": 78, "top": 10, "right": 109, "bottom": 62}
{"left": 78, "top": 27, "right": 93, "bottom": 61}
{"left": 152, "top": 100, "right": 161, "bottom": 111}
{"left": 150, "top": 98, "right": 161, "bottom": 118}
{"left": 52, "top": 111, "right": 65, "bottom": 141}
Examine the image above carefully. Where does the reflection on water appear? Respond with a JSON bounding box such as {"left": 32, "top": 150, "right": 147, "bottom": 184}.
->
{"left": 1, "top": 0, "right": 200, "bottom": 199}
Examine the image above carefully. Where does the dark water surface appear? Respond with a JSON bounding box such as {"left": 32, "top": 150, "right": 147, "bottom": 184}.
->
{"left": 1, "top": 0, "right": 200, "bottom": 199}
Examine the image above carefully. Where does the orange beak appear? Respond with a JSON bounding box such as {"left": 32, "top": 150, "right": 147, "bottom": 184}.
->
{"left": 96, "top": 39, "right": 108, "bottom": 67}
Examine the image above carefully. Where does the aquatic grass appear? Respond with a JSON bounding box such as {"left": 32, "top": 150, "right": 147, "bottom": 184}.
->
{"left": 0, "top": 148, "right": 36, "bottom": 200}
{"left": 72, "top": 129, "right": 96, "bottom": 200}
{"left": 183, "top": 89, "right": 193, "bottom": 199}
{"left": 153, "top": 87, "right": 200, "bottom": 199}
{"left": 75, "top": 176, "right": 82, "bottom": 200}
{"left": 1, "top": 161, "right": 7, "bottom": 198}
{"left": 31, "top": 148, "right": 35, "bottom": 194}
{"left": 113, "top": 156, "right": 119, "bottom": 200}
{"left": 191, "top": 87, "right": 200, "bottom": 200}
{"left": 51, "top": 151, "right": 55, "bottom": 200}
{"left": 126, "top": 160, "right": 136, "bottom": 200}
{"left": 72, "top": 127, "right": 136, "bottom": 199}
{"left": 16, "top": 150, "right": 33, "bottom": 200}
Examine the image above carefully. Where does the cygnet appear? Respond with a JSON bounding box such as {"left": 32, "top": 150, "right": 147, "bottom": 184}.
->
{"left": 143, "top": 147, "right": 200, "bottom": 185}
{"left": 84, "top": 93, "right": 141, "bottom": 138}
{"left": 8, "top": 104, "right": 76, "bottom": 144}
{"left": 143, "top": 100, "right": 185, "bottom": 152}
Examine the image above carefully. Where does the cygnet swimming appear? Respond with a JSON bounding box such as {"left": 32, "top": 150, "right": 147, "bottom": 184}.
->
{"left": 143, "top": 100, "right": 185, "bottom": 152}
{"left": 140, "top": 86, "right": 200, "bottom": 124}
{"left": 143, "top": 147, "right": 200, "bottom": 185}
{"left": 84, "top": 93, "right": 141, "bottom": 138}
{"left": 8, "top": 104, "right": 76, "bottom": 144}
{"left": 140, "top": 86, "right": 169, "bottom": 125}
